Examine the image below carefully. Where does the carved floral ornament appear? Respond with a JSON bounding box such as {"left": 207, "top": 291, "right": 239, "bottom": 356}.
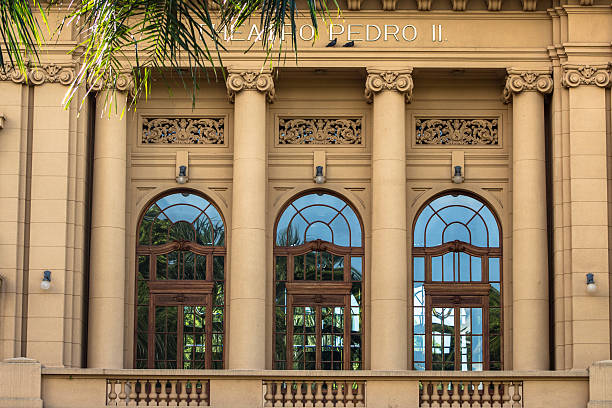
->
{"left": 415, "top": 118, "right": 499, "bottom": 146}
{"left": 502, "top": 70, "right": 553, "bottom": 103}
{"left": 562, "top": 64, "right": 611, "bottom": 88}
{"left": 142, "top": 117, "right": 224, "bottom": 144}
{"left": 279, "top": 117, "right": 362, "bottom": 145}
{"left": 226, "top": 70, "right": 275, "bottom": 103}
{"left": 364, "top": 69, "right": 414, "bottom": 103}
{"left": 87, "top": 72, "right": 135, "bottom": 93}
{"left": 0, "top": 63, "right": 75, "bottom": 85}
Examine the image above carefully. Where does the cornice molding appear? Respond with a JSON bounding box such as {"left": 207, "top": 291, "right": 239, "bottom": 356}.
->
{"left": 226, "top": 70, "right": 275, "bottom": 103}
{"left": 364, "top": 69, "right": 414, "bottom": 103}
{"left": 0, "top": 63, "right": 75, "bottom": 86}
{"left": 562, "top": 64, "right": 611, "bottom": 88}
{"left": 502, "top": 69, "right": 553, "bottom": 103}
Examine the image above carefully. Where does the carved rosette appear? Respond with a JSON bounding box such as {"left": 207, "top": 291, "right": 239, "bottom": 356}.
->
{"left": 562, "top": 64, "right": 611, "bottom": 88}
{"left": 502, "top": 70, "right": 553, "bottom": 103}
{"left": 364, "top": 70, "right": 414, "bottom": 103}
{"left": 0, "top": 63, "right": 75, "bottom": 85}
{"left": 226, "top": 71, "right": 275, "bottom": 103}
{"left": 88, "top": 72, "right": 134, "bottom": 93}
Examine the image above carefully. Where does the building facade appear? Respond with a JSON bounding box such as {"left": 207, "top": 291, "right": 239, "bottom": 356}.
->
{"left": 0, "top": 2, "right": 612, "bottom": 407}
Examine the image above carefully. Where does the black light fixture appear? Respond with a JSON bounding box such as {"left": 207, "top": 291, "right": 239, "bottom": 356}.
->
{"left": 452, "top": 165, "right": 464, "bottom": 184}
{"left": 176, "top": 165, "right": 188, "bottom": 184}
{"left": 41, "top": 270, "right": 51, "bottom": 290}
{"left": 586, "top": 273, "right": 597, "bottom": 294}
{"left": 314, "top": 165, "right": 326, "bottom": 184}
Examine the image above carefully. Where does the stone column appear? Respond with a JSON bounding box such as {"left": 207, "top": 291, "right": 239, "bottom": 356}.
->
{"left": 503, "top": 69, "right": 553, "bottom": 370}
{"left": 365, "top": 69, "right": 413, "bottom": 370}
{"left": 88, "top": 86, "right": 129, "bottom": 368}
{"left": 226, "top": 70, "right": 274, "bottom": 369}
{"left": 562, "top": 64, "right": 611, "bottom": 369}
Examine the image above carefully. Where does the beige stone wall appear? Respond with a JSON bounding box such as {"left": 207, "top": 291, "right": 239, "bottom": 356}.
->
{"left": 0, "top": 4, "right": 611, "bottom": 372}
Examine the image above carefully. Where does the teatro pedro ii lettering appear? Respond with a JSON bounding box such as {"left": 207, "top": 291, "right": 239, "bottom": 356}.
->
{"left": 0, "top": 2, "right": 611, "bottom": 408}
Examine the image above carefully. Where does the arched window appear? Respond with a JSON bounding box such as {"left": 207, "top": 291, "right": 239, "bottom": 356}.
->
{"left": 274, "top": 191, "right": 364, "bottom": 370}
{"left": 412, "top": 192, "right": 502, "bottom": 371}
{"left": 135, "top": 191, "right": 225, "bottom": 369}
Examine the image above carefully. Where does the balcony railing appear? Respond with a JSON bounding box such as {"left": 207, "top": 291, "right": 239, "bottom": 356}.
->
{"left": 39, "top": 368, "right": 589, "bottom": 408}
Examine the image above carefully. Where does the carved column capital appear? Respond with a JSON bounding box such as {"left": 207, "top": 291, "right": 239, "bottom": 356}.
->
{"left": 365, "top": 69, "right": 414, "bottom": 103}
{"left": 562, "top": 64, "right": 611, "bottom": 88}
{"left": 503, "top": 69, "right": 553, "bottom": 103}
{"left": 87, "top": 72, "right": 135, "bottom": 93}
{"left": 0, "top": 63, "right": 76, "bottom": 86}
{"left": 226, "top": 70, "right": 275, "bottom": 103}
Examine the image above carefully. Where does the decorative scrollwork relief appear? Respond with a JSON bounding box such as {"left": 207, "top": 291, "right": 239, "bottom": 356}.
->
{"left": 142, "top": 117, "right": 224, "bottom": 144}
{"left": 365, "top": 69, "right": 414, "bottom": 103}
{"left": 562, "top": 64, "right": 611, "bottom": 88}
{"left": 503, "top": 70, "right": 553, "bottom": 103}
{"left": 279, "top": 118, "right": 362, "bottom": 145}
{"left": 88, "top": 72, "right": 134, "bottom": 93}
{"left": 0, "top": 63, "right": 75, "bottom": 85}
{"left": 415, "top": 118, "right": 499, "bottom": 145}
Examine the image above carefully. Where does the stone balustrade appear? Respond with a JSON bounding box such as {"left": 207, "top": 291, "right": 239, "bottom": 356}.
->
{"left": 419, "top": 379, "right": 522, "bottom": 407}
{"left": 263, "top": 379, "right": 366, "bottom": 407}
{"left": 106, "top": 378, "right": 210, "bottom": 406}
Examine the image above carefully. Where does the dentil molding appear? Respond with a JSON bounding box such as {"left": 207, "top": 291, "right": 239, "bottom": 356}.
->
{"left": 226, "top": 70, "right": 275, "bottom": 103}
{"left": 0, "top": 63, "right": 75, "bottom": 85}
{"left": 562, "top": 64, "right": 611, "bottom": 88}
{"left": 364, "top": 69, "right": 414, "bottom": 103}
{"left": 502, "top": 69, "right": 553, "bottom": 103}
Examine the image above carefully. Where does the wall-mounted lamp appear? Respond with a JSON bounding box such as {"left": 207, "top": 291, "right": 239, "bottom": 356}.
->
{"left": 452, "top": 165, "right": 464, "bottom": 184}
{"left": 586, "top": 273, "right": 597, "bottom": 294}
{"left": 314, "top": 165, "right": 326, "bottom": 184}
{"left": 0, "top": 113, "right": 5, "bottom": 129}
{"left": 176, "top": 165, "right": 188, "bottom": 184}
{"left": 41, "top": 270, "right": 51, "bottom": 290}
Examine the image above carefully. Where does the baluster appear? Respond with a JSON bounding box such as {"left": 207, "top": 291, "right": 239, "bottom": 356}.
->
{"left": 167, "top": 380, "right": 178, "bottom": 405}
{"left": 324, "top": 381, "right": 334, "bottom": 407}
{"left": 345, "top": 381, "right": 355, "bottom": 408}
{"left": 108, "top": 380, "right": 118, "bottom": 406}
{"left": 511, "top": 382, "right": 521, "bottom": 408}
{"left": 500, "top": 382, "right": 510, "bottom": 408}
{"left": 440, "top": 381, "right": 451, "bottom": 408}
{"left": 420, "top": 381, "right": 431, "bottom": 408}
{"left": 450, "top": 382, "right": 461, "bottom": 408}
{"left": 460, "top": 382, "right": 471, "bottom": 408}
{"left": 126, "top": 380, "right": 137, "bottom": 407}
{"left": 137, "top": 380, "right": 148, "bottom": 406}
{"left": 199, "top": 381, "right": 209, "bottom": 406}
{"left": 177, "top": 379, "right": 189, "bottom": 406}
{"left": 481, "top": 382, "right": 492, "bottom": 408}
{"left": 274, "top": 381, "right": 285, "bottom": 407}
{"left": 264, "top": 381, "right": 275, "bottom": 407}
{"left": 294, "top": 381, "right": 305, "bottom": 407}
{"left": 354, "top": 382, "right": 365, "bottom": 408}
{"left": 303, "top": 381, "right": 315, "bottom": 407}
{"left": 186, "top": 380, "right": 197, "bottom": 407}
{"left": 335, "top": 381, "right": 345, "bottom": 407}
{"left": 432, "top": 382, "right": 443, "bottom": 408}
{"left": 314, "top": 381, "right": 324, "bottom": 407}
{"left": 286, "top": 382, "right": 297, "bottom": 407}
{"left": 118, "top": 380, "right": 128, "bottom": 407}
{"left": 158, "top": 380, "right": 169, "bottom": 407}
{"left": 491, "top": 382, "right": 502, "bottom": 408}
{"left": 148, "top": 380, "right": 160, "bottom": 407}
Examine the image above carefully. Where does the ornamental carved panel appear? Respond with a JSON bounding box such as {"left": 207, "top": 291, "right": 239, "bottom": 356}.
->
{"left": 278, "top": 118, "right": 362, "bottom": 145}
{"left": 142, "top": 117, "right": 224, "bottom": 145}
{"left": 415, "top": 118, "right": 499, "bottom": 146}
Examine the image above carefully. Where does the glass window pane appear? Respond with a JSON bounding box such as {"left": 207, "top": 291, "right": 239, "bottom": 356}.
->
{"left": 425, "top": 214, "right": 445, "bottom": 247}
{"left": 471, "top": 256, "right": 482, "bottom": 281}
{"left": 351, "top": 257, "right": 362, "bottom": 281}
{"left": 138, "top": 255, "right": 149, "bottom": 280}
{"left": 489, "top": 258, "right": 500, "bottom": 281}
{"left": 472, "top": 308, "right": 482, "bottom": 335}
{"left": 413, "top": 257, "right": 425, "bottom": 282}
{"left": 329, "top": 215, "right": 350, "bottom": 246}
{"left": 275, "top": 256, "right": 287, "bottom": 281}
{"left": 480, "top": 207, "right": 500, "bottom": 247}
{"left": 305, "top": 221, "right": 333, "bottom": 243}
{"left": 413, "top": 206, "right": 434, "bottom": 247}
{"left": 443, "top": 222, "right": 470, "bottom": 244}
{"left": 432, "top": 256, "right": 442, "bottom": 281}
{"left": 213, "top": 256, "right": 224, "bottom": 280}
{"left": 443, "top": 253, "right": 454, "bottom": 282}
{"left": 414, "top": 334, "right": 425, "bottom": 362}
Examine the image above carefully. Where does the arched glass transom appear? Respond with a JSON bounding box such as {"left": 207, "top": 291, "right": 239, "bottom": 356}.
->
{"left": 135, "top": 191, "right": 226, "bottom": 369}
{"left": 412, "top": 192, "right": 502, "bottom": 372}
{"left": 274, "top": 191, "right": 364, "bottom": 371}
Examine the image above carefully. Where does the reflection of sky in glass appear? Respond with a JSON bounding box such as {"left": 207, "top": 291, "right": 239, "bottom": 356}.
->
{"left": 276, "top": 193, "right": 362, "bottom": 247}
{"left": 414, "top": 194, "right": 499, "bottom": 248}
